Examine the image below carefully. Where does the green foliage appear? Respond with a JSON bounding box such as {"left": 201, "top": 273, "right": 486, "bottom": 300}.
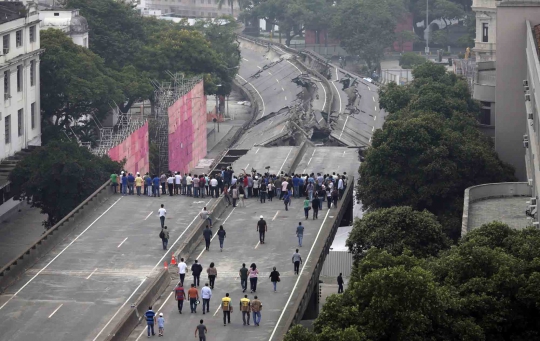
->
{"left": 9, "top": 141, "right": 123, "bottom": 227}
{"left": 283, "top": 325, "right": 318, "bottom": 341}
{"left": 347, "top": 206, "right": 449, "bottom": 259}
{"left": 40, "top": 29, "right": 123, "bottom": 136}
{"left": 396, "top": 30, "right": 420, "bottom": 52}
{"left": 330, "top": 0, "right": 405, "bottom": 70}
{"left": 399, "top": 52, "right": 426, "bottom": 69}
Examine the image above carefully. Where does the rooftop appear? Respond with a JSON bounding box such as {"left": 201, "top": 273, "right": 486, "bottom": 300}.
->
{"left": 469, "top": 196, "right": 533, "bottom": 230}
{"left": 0, "top": 2, "right": 26, "bottom": 25}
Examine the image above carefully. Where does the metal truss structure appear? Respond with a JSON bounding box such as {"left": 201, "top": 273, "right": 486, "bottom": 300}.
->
{"left": 151, "top": 73, "right": 203, "bottom": 174}
{"left": 92, "top": 107, "right": 145, "bottom": 157}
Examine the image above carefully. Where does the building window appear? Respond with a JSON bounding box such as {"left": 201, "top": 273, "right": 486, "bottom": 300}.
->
{"left": 17, "top": 109, "right": 22, "bottom": 136}
{"left": 54, "top": 12, "right": 59, "bottom": 16}
{"left": 31, "top": 102, "right": 35, "bottom": 129}
{"left": 16, "top": 30, "right": 22, "bottom": 47}
{"left": 30, "top": 25, "right": 36, "bottom": 43}
{"left": 482, "top": 23, "right": 488, "bottom": 43}
{"left": 17, "top": 65, "right": 22, "bottom": 92}
{"left": 480, "top": 101, "right": 491, "bottom": 125}
{"left": 4, "top": 70, "right": 10, "bottom": 100}
{"left": 30, "top": 60, "right": 35, "bottom": 86}
{"left": 3, "top": 34, "right": 9, "bottom": 55}
{"left": 5, "top": 114, "right": 10, "bottom": 144}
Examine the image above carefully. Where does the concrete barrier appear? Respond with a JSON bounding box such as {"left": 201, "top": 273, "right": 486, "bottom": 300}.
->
{"left": 462, "top": 182, "right": 531, "bottom": 236}
{"left": 0, "top": 180, "right": 113, "bottom": 293}
{"left": 105, "top": 195, "right": 231, "bottom": 340}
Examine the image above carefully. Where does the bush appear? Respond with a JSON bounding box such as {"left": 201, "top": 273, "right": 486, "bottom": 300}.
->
{"left": 399, "top": 52, "right": 426, "bottom": 69}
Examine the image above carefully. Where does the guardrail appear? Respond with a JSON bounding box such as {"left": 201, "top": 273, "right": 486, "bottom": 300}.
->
{"left": 0, "top": 180, "right": 113, "bottom": 293}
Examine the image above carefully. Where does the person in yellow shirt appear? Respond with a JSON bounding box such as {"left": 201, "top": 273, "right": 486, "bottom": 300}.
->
{"left": 135, "top": 174, "right": 144, "bottom": 196}
{"left": 221, "top": 293, "right": 232, "bottom": 326}
{"left": 240, "top": 295, "right": 251, "bottom": 325}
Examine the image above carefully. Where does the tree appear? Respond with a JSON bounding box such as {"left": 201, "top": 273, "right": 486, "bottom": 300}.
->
{"left": 40, "top": 29, "right": 123, "bottom": 142}
{"left": 284, "top": 325, "right": 318, "bottom": 341}
{"left": 330, "top": 0, "right": 405, "bottom": 71}
{"left": 396, "top": 30, "right": 420, "bottom": 53}
{"left": 347, "top": 206, "right": 449, "bottom": 259}
{"left": 250, "top": 0, "right": 306, "bottom": 46}
{"left": 9, "top": 141, "right": 122, "bottom": 227}
{"left": 399, "top": 52, "right": 426, "bottom": 69}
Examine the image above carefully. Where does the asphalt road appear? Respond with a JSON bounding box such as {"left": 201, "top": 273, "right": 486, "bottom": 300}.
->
{"left": 0, "top": 194, "right": 216, "bottom": 341}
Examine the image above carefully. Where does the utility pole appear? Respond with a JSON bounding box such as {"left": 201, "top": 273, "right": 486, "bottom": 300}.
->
{"left": 215, "top": 94, "right": 220, "bottom": 132}
{"left": 425, "top": 0, "right": 429, "bottom": 60}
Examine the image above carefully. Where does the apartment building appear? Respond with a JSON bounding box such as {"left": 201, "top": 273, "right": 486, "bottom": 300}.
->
{"left": 39, "top": 9, "right": 89, "bottom": 48}
{"left": 146, "top": 0, "right": 234, "bottom": 17}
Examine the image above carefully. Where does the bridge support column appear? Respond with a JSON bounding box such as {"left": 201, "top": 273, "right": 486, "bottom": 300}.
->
{"left": 301, "top": 279, "right": 320, "bottom": 320}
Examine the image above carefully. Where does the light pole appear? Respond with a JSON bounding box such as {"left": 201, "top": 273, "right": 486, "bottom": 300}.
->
{"left": 216, "top": 84, "right": 222, "bottom": 132}
{"left": 425, "top": 0, "right": 429, "bottom": 60}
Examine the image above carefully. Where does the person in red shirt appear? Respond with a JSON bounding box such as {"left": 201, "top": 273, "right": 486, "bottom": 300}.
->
{"left": 174, "top": 282, "right": 185, "bottom": 314}
{"left": 188, "top": 284, "right": 199, "bottom": 313}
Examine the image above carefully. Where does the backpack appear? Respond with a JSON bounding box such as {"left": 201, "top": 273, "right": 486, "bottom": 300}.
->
{"left": 159, "top": 230, "right": 165, "bottom": 239}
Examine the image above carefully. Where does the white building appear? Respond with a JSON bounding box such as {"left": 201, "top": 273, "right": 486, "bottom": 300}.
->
{"left": 39, "top": 9, "right": 89, "bottom": 47}
{"left": 472, "top": 0, "right": 497, "bottom": 61}
{"left": 0, "top": 1, "right": 42, "bottom": 161}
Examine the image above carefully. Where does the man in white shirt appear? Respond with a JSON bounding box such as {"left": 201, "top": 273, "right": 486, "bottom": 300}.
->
{"left": 201, "top": 283, "right": 212, "bottom": 314}
{"left": 178, "top": 258, "right": 187, "bottom": 286}
{"left": 210, "top": 177, "right": 218, "bottom": 198}
{"left": 175, "top": 172, "right": 182, "bottom": 195}
{"left": 167, "top": 175, "right": 175, "bottom": 196}
{"left": 158, "top": 204, "right": 166, "bottom": 228}
{"left": 186, "top": 174, "right": 193, "bottom": 196}
{"left": 281, "top": 180, "right": 289, "bottom": 200}
{"left": 338, "top": 177, "right": 344, "bottom": 200}
{"left": 200, "top": 207, "right": 212, "bottom": 227}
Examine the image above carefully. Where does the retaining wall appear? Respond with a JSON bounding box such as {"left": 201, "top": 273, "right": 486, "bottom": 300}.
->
{"left": 0, "top": 180, "right": 113, "bottom": 293}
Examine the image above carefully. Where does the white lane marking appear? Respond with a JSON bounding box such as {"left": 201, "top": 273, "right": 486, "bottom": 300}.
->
{"left": 86, "top": 268, "right": 98, "bottom": 280}
{"left": 278, "top": 148, "right": 294, "bottom": 174}
{"left": 268, "top": 72, "right": 273, "bottom": 75}
{"left": 268, "top": 120, "right": 274, "bottom": 126}
{"left": 257, "top": 66, "right": 262, "bottom": 69}
{"left": 339, "top": 115, "right": 349, "bottom": 138}
{"left": 243, "top": 58, "right": 249, "bottom": 62}
{"left": 331, "top": 81, "right": 343, "bottom": 113}
{"left": 287, "top": 60, "right": 302, "bottom": 74}
{"left": 280, "top": 125, "right": 286, "bottom": 133}
{"left": 135, "top": 292, "right": 175, "bottom": 341}
{"left": 369, "top": 137, "right": 372, "bottom": 143}
{"left": 285, "top": 96, "right": 287, "bottom": 101}
{"left": 93, "top": 198, "right": 213, "bottom": 341}
{"left": 254, "top": 241, "right": 261, "bottom": 249}
{"left": 272, "top": 211, "right": 280, "bottom": 221}
{"left": 269, "top": 209, "right": 331, "bottom": 341}
{"left": 213, "top": 304, "right": 222, "bottom": 316}
{"left": 372, "top": 126, "right": 375, "bottom": 132}
{"left": 245, "top": 164, "right": 250, "bottom": 171}
{"left": 368, "top": 86, "right": 371, "bottom": 91}
{"left": 281, "top": 87, "right": 284, "bottom": 92}
{"left": 375, "top": 106, "right": 377, "bottom": 111}
{"left": 312, "top": 149, "right": 316, "bottom": 157}
{"left": 196, "top": 208, "right": 236, "bottom": 259}
{"left": 237, "top": 74, "right": 266, "bottom": 117}
{"left": 335, "top": 67, "right": 339, "bottom": 81}
{"left": 342, "top": 151, "right": 346, "bottom": 157}
{"left": 0, "top": 197, "right": 123, "bottom": 311}
{"left": 318, "top": 117, "right": 323, "bottom": 123}
{"left": 117, "top": 237, "right": 128, "bottom": 248}
{"left": 318, "top": 82, "right": 327, "bottom": 111}
{"left": 256, "top": 148, "right": 260, "bottom": 154}
{"left": 48, "top": 304, "right": 63, "bottom": 318}
{"left": 276, "top": 78, "right": 280, "bottom": 83}
{"left": 374, "top": 116, "right": 377, "bottom": 121}
{"left": 308, "top": 157, "right": 313, "bottom": 165}
{"left": 373, "top": 96, "right": 376, "bottom": 102}
{"left": 144, "top": 211, "right": 153, "bottom": 220}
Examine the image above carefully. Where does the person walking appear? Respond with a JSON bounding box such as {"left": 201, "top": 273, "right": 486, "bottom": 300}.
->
{"left": 337, "top": 273, "right": 344, "bottom": 293}
{"left": 191, "top": 260, "right": 203, "bottom": 287}
{"left": 283, "top": 191, "right": 291, "bottom": 211}
{"left": 174, "top": 281, "right": 185, "bottom": 314}
{"left": 160, "top": 226, "right": 169, "bottom": 250}
{"left": 200, "top": 207, "right": 212, "bottom": 228}
{"left": 221, "top": 293, "right": 233, "bottom": 326}
{"left": 158, "top": 204, "right": 166, "bottom": 228}
{"left": 203, "top": 225, "right": 212, "bottom": 251}
{"left": 178, "top": 258, "right": 187, "bottom": 286}
{"left": 239, "top": 263, "right": 248, "bottom": 293}
{"left": 257, "top": 216, "right": 267, "bottom": 244}
{"left": 269, "top": 267, "right": 280, "bottom": 292}
{"left": 248, "top": 263, "right": 259, "bottom": 293}
{"left": 267, "top": 182, "right": 274, "bottom": 201}
{"left": 231, "top": 186, "right": 239, "bottom": 207}
{"left": 240, "top": 295, "right": 251, "bottom": 326}
{"left": 312, "top": 196, "right": 320, "bottom": 219}
{"left": 157, "top": 312, "right": 165, "bottom": 337}
{"left": 187, "top": 284, "right": 199, "bottom": 313}
{"left": 292, "top": 249, "right": 302, "bottom": 275}
{"left": 210, "top": 177, "right": 218, "bottom": 198}
{"left": 207, "top": 262, "right": 217, "bottom": 289}
{"left": 251, "top": 296, "right": 262, "bottom": 326}
{"left": 217, "top": 225, "right": 226, "bottom": 251}
{"left": 195, "top": 320, "right": 208, "bottom": 341}
{"left": 296, "top": 222, "right": 304, "bottom": 247}
{"left": 303, "top": 197, "right": 311, "bottom": 219}
{"left": 145, "top": 306, "right": 156, "bottom": 337}
{"left": 281, "top": 178, "right": 289, "bottom": 200}
{"left": 201, "top": 283, "right": 212, "bottom": 314}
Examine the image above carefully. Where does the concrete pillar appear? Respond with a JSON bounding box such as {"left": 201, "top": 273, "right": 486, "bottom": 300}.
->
{"left": 302, "top": 281, "right": 320, "bottom": 320}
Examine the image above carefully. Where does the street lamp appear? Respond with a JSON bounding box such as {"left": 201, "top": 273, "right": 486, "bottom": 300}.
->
{"left": 216, "top": 84, "right": 222, "bottom": 132}
{"left": 425, "top": 0, "right": 429, "bottom": 60}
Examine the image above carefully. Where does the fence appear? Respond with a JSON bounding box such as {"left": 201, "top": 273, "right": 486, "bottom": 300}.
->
{"left": 320, "top": 251, "right": 354, "bottom": 277}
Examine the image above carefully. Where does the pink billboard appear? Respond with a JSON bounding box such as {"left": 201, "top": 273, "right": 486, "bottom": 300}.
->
{"left": 168, "top": 80, "right": 207, "bottom": 173}
{"left": 108, "top": 121, "right": 149, "bottom": 175}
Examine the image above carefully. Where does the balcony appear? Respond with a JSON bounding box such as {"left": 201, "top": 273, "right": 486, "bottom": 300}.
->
{"left": 462, "top": 182, "right": 533, "bottom": 236}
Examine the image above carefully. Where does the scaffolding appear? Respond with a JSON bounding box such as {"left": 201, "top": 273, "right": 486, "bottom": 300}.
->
{"left": 151, "top": 73, "right": 203, "bottom": 174}
{"left": 92, "top": 107, "right": 145, "bottom": 157}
